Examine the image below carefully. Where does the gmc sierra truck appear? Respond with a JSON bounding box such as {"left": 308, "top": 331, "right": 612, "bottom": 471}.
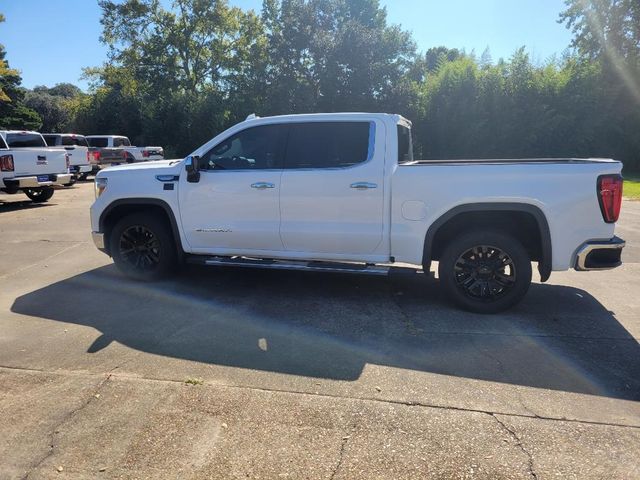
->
{"left": 86, "top": 135, "right": 164, "bottom": 167}
{"left": 90, "top": 113, "right": 625, "bottom": 313}
{"left": 0, "top": 131, "right": 72, "bottom": 202}
{"left": 43, "top": 133, "right": 95, "bottom": 180}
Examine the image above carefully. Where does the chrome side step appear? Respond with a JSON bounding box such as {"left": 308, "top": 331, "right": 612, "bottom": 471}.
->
{"left": 186, "top": 255, "right": 390, "bottom": 276}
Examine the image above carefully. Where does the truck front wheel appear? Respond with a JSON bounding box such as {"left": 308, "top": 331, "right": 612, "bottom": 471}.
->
{"left": 438, "top": 231, "right": 532, "bottom": 314}
{"left": 111, "top": 213, "right": 177, "bottom": 281}
{"left": 24, "top": 187, "right": 54, "bottom": 203}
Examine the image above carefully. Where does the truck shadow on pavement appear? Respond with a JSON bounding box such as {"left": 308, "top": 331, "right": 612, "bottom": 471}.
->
{"left": 11, "top": 264, "right": 640, "bottom": 400}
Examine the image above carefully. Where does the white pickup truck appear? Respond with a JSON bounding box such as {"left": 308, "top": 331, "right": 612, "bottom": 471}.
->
{"left": 0, "top": 130, "right": 72, "bottom": 202}
{"left": 90, "top": 113, "right": 625, "bottom": 313}
{"left": 86, "top": 135, "right": 164, "bottom": 167}
{"left": 43, "top": 133, "right": 95, "bottom": 180}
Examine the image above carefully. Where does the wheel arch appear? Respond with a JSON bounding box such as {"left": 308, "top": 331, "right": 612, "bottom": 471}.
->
{"left": 99, "top": 198, "right": 184, "bottom": 257}
{"left": 422, "top": 203, "right": 552, "bottom": 282}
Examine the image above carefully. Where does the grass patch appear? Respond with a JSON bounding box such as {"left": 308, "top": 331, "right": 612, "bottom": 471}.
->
{"left": 624, "top": 175, "right": 640, "bottom": 199}
{"left": 184, "top": 377, "right": 204, "bottom": 385}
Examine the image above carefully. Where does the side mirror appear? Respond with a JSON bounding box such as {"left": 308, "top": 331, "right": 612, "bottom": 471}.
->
{"left": 185, "top": 155, "right": 200, "bottom": 183}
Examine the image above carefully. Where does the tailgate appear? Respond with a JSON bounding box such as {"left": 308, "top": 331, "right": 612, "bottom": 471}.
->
{"left": 64, "top": 146, "right": 90, "bottom": 166}
{"left": 10, "top": 148, "right": 68, "bottom": 176}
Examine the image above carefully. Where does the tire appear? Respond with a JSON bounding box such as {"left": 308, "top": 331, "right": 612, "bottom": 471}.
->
{"left": 78, "top": 173, "right": 89, "bottom": 181}
{"left": 110, "top": 213, "right": 177, "bottom": 281}
{"left": 438, "top": 230, "right": 532, "bottom": 314}
{"left": 24, "top": 187, "right": 54, "bottom": 203}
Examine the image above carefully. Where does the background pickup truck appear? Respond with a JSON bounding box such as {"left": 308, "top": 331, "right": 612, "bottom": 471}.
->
{"left": 43, "top": 133, "right": 94, "bottom": 180}
{"left": 89, "top": 113, "right": 625, "bottom": 313}
{"left": 86, "top": 135, "right": 164, "bottom": 167}
{"left": 0, "top": 130, "right": 72, "bottom": 202}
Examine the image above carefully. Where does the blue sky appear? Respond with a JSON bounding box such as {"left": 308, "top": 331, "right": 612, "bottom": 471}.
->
{"left": 0, "top": 0, "right": 574, "bottom": 90}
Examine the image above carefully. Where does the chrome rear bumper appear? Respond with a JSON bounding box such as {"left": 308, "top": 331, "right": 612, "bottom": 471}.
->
{"left": 575, "top": 236, "right": 625, "bottom": 271}
{"left": 3, "top": 173, "right": 73, "bottom": 189}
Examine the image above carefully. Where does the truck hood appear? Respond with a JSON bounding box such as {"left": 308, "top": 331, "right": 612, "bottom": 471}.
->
{"left": 98, "top": 159, "right": 183, "bottom": 174}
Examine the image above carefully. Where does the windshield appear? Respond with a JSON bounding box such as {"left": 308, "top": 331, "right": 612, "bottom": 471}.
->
{"left": 6, "top": 132, "right": 47, "bottom": 148}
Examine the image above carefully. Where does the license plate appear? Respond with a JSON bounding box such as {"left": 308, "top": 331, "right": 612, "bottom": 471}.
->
{"left": 37, "top": 175, "right": 49, "bottom": 182}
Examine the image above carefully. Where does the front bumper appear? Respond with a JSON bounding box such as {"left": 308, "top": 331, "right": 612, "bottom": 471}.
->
{"left": 92, "top": 231, "right": 106, "bottom": 252}
{"left": 575, "top": 236, "right": 625, "bottom": 271}
{"left": 3, "top": 173, "right": 73, "bottom": 189}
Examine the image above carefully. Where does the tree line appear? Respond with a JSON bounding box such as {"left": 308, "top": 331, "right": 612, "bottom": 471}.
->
{"left": 1, "top": 0, "right": 639, "bottom": 171}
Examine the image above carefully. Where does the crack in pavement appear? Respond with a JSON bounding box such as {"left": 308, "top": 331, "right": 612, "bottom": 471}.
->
{"left": 20, "top": 373, "right": 112, "bottom": 480}
{"left": 491, "top": 413, "right": 538, "bottom": 480}
{"left": 2, "top": 365, "right": 639, "bottom": 430}
{"left": 329, "top": 417, "right": 360, "bottom": 480}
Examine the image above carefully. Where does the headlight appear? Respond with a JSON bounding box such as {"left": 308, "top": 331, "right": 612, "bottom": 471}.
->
{"left": 95, "top": 177, "right": 108, "bottom": 198}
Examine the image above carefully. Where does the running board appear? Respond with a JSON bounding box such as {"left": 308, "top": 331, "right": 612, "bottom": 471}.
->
{"left": 186, "top": 255, "right": 390, "bottom": 276}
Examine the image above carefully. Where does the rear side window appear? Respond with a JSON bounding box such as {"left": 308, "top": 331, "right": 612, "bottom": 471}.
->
{"left": 285, "top": 122, "right": 372, "bottom": 169}
{"left": 397, "top": 125, "right": 413, "bottom": 163}
{"left": 0, "top": 136, "right": 8, "bottom": 149}
{"left": 62, "top": 135, "right": 89, "bottom": 147}
{"left": 200, "top": 124, "right": 288, "bottom": 170}
{"left": 87, "top": 137, "right": 108, "bottom": 148}
{"left": 113, "top": 137, "right": 131, "bottom": 147}
{"left": 43, "top": 135, "right": 59, "bottom": 146}
{"left": 6, "top": 133, "right": 47, "bottom": 148}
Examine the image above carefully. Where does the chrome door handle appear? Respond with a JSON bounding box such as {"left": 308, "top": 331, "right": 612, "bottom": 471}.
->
{"left": 251, "top": 182, "right": 275, "bottom": 189}
{"left": 350, "top": 182, "right": 378, "bottom": 189}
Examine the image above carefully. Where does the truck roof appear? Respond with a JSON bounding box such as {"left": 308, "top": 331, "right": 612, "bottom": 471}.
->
{"left": 85, "top": 135, "right": 129, "bottom": 138}
{"left": 242, "top": 112, "right": 412, "bottom": 126}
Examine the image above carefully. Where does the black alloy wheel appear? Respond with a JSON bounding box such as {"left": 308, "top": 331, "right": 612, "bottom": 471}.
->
{"left": 438, "top": 230, "right": 532, "bottom": 313}
{"left": 454, "top": 245, "right": 516, "bottom": 300}
{"left": 118, "top": 225, "right": 162, "bottom": 273}
{"left": 111, "top": 213, "right": 177, "bottom": 280}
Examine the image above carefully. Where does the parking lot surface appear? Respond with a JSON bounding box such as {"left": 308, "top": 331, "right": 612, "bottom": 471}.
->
{"left": 1, "top": 183, "right": 639, "bottom": 479}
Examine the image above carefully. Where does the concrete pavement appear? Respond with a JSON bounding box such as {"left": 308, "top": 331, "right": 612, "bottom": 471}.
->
{"left": 0, "top": 184, "right": 638, "bottom": 479}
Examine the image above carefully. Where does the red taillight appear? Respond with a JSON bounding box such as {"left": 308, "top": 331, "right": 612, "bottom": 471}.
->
{"left": 597, "top": 174, "right": 623, "bottom": 223}
{"left": 0, "top": 154, "right": 14, "bottom": 172}
{"left": 92, "top": 150, "right": 101, "bottom": 162}
{"left": 142, "top": 150, "right": 150, "bottom": 158}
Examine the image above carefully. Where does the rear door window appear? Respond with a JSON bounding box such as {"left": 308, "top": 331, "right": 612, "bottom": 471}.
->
{"left": 284, "top": 122, "right": 372, "bottom": 169}
{"left": 6, "top": 133, "right": 47, "bottom": 148}
{"left": 87, "top": 137, "right": 108, "bottom": 148}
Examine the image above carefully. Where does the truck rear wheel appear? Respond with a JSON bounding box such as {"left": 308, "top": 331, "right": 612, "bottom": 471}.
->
{"left": 111, "top": 213, "right": 177, "bottom": 281}
{"left": 24, "top": 187, "right": 54, "bottom": 203}
{"left": 438, "top": 230, "right": 532, "bottom": 313}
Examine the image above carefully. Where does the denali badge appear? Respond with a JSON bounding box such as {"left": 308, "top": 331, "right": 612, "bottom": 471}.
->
{"left": 36, "top": 155, "right": 47, "bottom": 165}
{"left": 196, "top": 228, "right": 232, "bottom": 233}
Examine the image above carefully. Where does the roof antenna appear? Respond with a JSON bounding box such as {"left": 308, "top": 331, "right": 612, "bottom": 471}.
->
{"left": 245, "top": 113, "right": 259, "bottom": 121}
